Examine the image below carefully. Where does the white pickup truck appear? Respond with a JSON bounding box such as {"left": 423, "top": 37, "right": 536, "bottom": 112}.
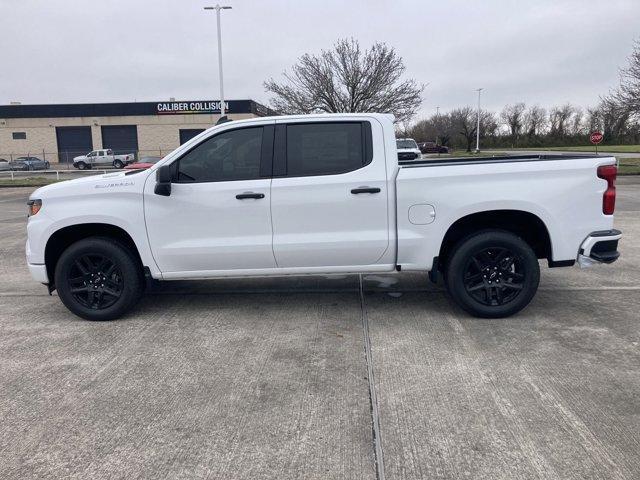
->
{"left": 73, "top": 149, "right": 135, "bottom": 170}
{"left": 396, "top": 138, "right": 422, "bottom": 161}
{"left": 26, "top": 113, "right": 621, "bottom": 321}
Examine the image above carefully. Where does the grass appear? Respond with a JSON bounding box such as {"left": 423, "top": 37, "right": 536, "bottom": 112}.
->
{"left": 512, "top": 145, "right": 640, "bottom": 153}
{"left": 618, "top": 158, "right": 640, "bottom": 175}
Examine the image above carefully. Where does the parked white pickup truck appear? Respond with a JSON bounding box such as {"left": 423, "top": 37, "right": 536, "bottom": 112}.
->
{"left": 73, "top": 149, "right": 135, "bottom": 170}
{"left": 26, "top": 113, "right": 621, "bottom": 321}
{"left": 396, "top": 138, "right": 422, "bottom": 161}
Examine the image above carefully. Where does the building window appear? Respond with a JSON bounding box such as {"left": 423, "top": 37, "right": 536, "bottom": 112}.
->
{"left": 12, "top": 132, "right": 26, "bottom": 140}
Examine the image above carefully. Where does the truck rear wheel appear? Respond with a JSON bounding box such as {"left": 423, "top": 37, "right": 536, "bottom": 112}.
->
{"left": 444, "top": 230, "right": 540, "bottom": 318}
{"left": 113, "top": 160, "right": 124, "bottom": 169}
{"left": 54, "top": 237, "right": 143, "bottom": 321}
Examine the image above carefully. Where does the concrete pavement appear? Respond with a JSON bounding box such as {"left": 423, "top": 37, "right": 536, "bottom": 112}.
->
{"left": 0, "top": 183, "right": 639, "bottom": 479}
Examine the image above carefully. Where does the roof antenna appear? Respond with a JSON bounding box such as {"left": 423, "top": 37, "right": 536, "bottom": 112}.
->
{"left": 216, "top": 115, "right": 232, "bottom": 125}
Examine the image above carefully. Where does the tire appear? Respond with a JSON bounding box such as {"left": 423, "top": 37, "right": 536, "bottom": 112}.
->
{"left": 444, "top": 230, "right": 540, "bottom": 318}
{"left": 54, "top": 237, "right": 143, "bottom": 321}
{"left": 113, "top": 160, "right": 124, "bottom": 169}
{"left": 76, "top": 162, "right": 86, "bottom": 170}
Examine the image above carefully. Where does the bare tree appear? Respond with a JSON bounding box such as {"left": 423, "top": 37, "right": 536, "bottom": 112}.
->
{"left": 451, "top": 107, "right": 477, "bottom": 152}
{"left": 608, "top": 40, "right": 640, "bottom": 120}
{"left": 524, "top": 105, "right": 547, "bottom": 137}
{"left": 600, "top": 97, "right": 632, "bottom": 142}
{"left": 549, "top": 104, "right": 575, "bottom": 138}
{"left": 481, "top": 110, "right": 499, "bottom": 139}
{"left": 433, "top": 113, "right": 455, "bottom": 146}
{"left": 500, "top": 103, "right": 526, "bottom": 147}
{"left": 586, "top": 106, "right": 602, "bottom": 133}
{"left": 407, "top": 113, "right": 455, "bottom": 146}
{"left": 568, "top": 107, "right": 585, "bottom": 136}
{"left": 264, "top": 38, "right": 424, "bottom": 123}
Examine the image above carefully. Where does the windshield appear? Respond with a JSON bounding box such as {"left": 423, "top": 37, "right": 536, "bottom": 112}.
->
{"left": 396, "top": 139, "right": 418, "bottom": 149}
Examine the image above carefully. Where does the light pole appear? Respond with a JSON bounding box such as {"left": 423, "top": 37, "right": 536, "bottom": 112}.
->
{"left": 204, "top": 4, "right": 232, "bottom": 118}
{"left": 435, "top": 106, "right": 440, "bottom": 147}
{"left": 475, "top": 88, "right": 483, "bottom": 153}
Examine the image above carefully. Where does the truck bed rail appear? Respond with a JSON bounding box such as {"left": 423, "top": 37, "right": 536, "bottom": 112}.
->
{"left": 399, "top": 154, "right": 609, "bottom": 168}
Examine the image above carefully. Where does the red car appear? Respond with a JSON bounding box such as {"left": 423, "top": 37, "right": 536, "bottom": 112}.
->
{"left": 418, "top": 141, "right": 449, "bottom": 154}
{"left": 124, "top": 156, "right": 162, "bottom": 170}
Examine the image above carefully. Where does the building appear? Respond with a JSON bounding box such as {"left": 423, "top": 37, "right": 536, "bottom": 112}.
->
{"left": 0, "top": 99, "right": 275, "bottom": 163}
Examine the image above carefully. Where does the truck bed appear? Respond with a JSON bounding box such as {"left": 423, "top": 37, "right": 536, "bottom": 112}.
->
{"left": 394, "top": 153, "right": 617, "bottom": 271}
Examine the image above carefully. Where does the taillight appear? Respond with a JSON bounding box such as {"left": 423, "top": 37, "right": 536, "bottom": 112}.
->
{"left": 597, "top": 165, "right": 617, "bottom": 215}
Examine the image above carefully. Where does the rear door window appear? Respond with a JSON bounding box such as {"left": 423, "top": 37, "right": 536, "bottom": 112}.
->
{"left": 280, "top": 122, "right": 372, "bottom": 177}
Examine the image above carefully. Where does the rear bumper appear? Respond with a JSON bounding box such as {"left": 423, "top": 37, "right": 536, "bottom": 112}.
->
{"left": 578, "top": 229, "right": 622, "bottom": 267}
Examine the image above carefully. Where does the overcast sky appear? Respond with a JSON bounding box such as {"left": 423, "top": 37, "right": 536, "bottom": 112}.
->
{"left": 1, "top": 0, "right": 638, "bottom": 121}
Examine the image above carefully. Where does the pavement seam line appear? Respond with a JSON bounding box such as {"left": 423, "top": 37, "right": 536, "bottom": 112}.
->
{"left": 3, "top": 285, "right": 640, "bottom": 298}
{"left": 359, "top": 274, "right": 386, "bottom": 480}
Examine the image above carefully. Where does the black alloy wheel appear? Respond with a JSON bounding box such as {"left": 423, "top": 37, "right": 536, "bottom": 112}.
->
{"left": 55, "top": 237, "right": 143, "bottom": 321}
{"left": 462, "top": 247, "right": 524, "bottom": 306}
{"left": 444, "top": 230, "right": 540, "bottom": 318}
{"left": 66, "top": 254, "right": 123, "bottom": 310}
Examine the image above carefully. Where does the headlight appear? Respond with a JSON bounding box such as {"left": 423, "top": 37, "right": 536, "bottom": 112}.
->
{"left": 27, "top": 199, "right": 42, "bottom": 217}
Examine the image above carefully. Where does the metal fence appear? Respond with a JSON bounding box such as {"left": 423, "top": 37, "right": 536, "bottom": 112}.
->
{"left": 0, "top": 169, "right": 111, "bottom": 181}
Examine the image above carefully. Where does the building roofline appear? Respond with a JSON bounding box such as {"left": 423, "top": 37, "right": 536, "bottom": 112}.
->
{"left": 0, "top": 99, "right": 277, "bottom": 119}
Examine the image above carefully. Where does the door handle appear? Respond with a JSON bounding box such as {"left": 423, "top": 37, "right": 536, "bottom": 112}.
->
{"left": 235, "top": 192, "right": 265, "bottom": 200}
{"left": 351, "top": 187, "right": 381, "bottom": 194}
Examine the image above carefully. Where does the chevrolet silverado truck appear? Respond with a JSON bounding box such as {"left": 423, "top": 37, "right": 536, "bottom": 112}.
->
{"left": 26, "top": 113, "right": 621, "bottom": 321}
{"left": 73, "top": 149, "right": 135, "bottom": 170}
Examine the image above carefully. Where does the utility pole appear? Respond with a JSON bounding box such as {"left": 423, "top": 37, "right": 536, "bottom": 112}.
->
{"left": 204, "top": 4, "right": 232, "bottom": 118}
{"left": 475, "top": 88, "right": 483, "bottom": 153}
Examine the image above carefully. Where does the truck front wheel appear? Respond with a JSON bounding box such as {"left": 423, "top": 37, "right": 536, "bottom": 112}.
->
{"left": 76, "top": 162, "right": 86, "bottom": 170}
{"left": 54, "top": 237, "right": 143, "bottom": 321}
{"left": 444, "top": 230, "right": 540, "bottom": 318}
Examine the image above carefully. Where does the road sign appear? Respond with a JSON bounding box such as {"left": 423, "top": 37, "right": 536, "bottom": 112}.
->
{"left": 590, "top": 131, "right": 603, "bottom": 144}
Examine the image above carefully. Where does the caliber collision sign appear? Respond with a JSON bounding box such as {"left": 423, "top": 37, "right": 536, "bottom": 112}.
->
{"left": 590, "top": 131, "right": 604, "bottom": 144}
{"left": 156, "top": 101, "right": 229, "bottom": 115}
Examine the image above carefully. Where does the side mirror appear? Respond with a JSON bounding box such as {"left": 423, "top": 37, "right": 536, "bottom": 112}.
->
{"left": 154, "top": 164, "right": 172, "bottom": 196}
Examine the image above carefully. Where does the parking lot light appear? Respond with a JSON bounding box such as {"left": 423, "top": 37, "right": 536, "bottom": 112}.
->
{"left": 204, "top": 5, "right": 232, "bottom": 118}
{"left": 475, "top": 88, "right": 483, "bottom": 153}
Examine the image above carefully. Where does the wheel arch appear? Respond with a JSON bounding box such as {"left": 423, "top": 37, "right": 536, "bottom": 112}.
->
{"left": 438, "top": 209, "right": 552, "bottom": 269}
{"left": 44, "top": 223, "right": 144, "bottom": 289}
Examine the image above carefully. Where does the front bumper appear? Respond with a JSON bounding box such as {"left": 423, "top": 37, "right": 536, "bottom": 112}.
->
{"left": 577, "top": 229, "right": 622, "bottom": 268}
{"left": 28, "top": 263, "right": 49, "bottom": 284}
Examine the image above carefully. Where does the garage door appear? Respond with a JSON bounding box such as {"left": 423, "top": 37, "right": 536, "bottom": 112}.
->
{"left": 56, "top": 126, "right": 93, "bottom": 164}
{"left": 179, "top": 129, "right": 206, "bottom": 145}
{"left": 101, "top": 125, "right": 138, "bottom": 156}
